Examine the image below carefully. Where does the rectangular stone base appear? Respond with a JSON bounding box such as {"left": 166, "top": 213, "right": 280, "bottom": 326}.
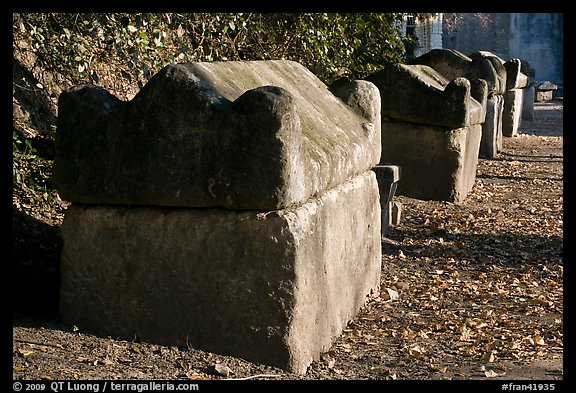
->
{"left": 536, "top": 89, "right": 554, "bottom": 102}
{"left": 381, "top": 119, "right": 482, "bottom": 203}
{"left": 479, "top": 95, "right": 504, "bottom": 159}
{"left": 503, "top": 88, "right": 524, "bottom": 137}
{"left": 59, "top": 171, "right": 382, "bottom": 374}
{"left": 522, "top": 85, "right": 535, "bottom": 120}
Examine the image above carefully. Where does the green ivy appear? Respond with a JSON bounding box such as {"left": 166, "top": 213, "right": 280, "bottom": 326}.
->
{"left": 13, "top": 13, "right": 424, "bottom": 87}
{"left": 12, "top": 131, "right": 55, "bottom": 207}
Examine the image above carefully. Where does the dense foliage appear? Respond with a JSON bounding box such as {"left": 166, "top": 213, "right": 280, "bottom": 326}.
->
{"left": 13, "top": 13, "right": 420, "bottom": 86}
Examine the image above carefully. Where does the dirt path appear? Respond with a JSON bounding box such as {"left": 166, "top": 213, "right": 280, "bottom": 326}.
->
{"left": 12, "top": 100, "right": 563, "bottom": 383}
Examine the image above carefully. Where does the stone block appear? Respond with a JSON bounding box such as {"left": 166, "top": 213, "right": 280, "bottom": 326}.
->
{"left": 536, "top": 89, "right": 554, "bottom": 102}
{"left": 496, "top": 58, "right": 530, "bottom": 137}
{"left": 390, "top": 201, "right": 402, "bottom": 226}
{"left": 365, "top": 63, "right": 487, "bottom": 129}
{"left": 59, "top": 170, "right": 382, "bottom": 375}
{"left": 503, "top": 88, "right": 524, "bottom": 137}
{"left": 379, "top": 120, "right": 482, "bottom": 203}
{"left": 522, "top": 85, "right": 535, "bottom": 120}
{"left": 372, "top": 165, "right": 401, "bottom": 235}
{"left": 411, "top": 49, "right": 507, "bottom": 159}
{"left": 468, "top": 51, "right": 508, "bottom": 95}
{"left": 479, "top": 95, "right": 504, "bottom": 158}
{"left": 365, "top": 63, "right": 484, "bottom": 203}
{"left": 535, "top": 81, "right": 558, "bottom": 102}
{"left": 504, "top": 58, "right": 530, "bottom": 90}
{"left": 411, "top": 48, "right": 507, "bottom": 95}
{"left": 53, "top": 60, "right": 381, "bottom": 210}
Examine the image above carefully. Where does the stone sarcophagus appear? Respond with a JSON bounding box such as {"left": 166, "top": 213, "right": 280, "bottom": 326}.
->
{"left": 535, "top": 81, "right": 557, "bottom": 102}
{"left": 54, "top": 60, "right": 383, "bottom": 374}
{"left": 410, "top": 48, "right": 506, "bottom": 159}
{"left": 365, "top": 63, "right": 487, "bottom": 204}
{"left": 502, "top": 58, "right": 530, "bottom": 137}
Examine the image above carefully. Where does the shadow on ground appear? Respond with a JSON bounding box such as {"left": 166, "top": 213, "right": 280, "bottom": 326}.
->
{"left": 382, "top": 226, "right": 563, "bottom": 266}
{"left": 13, "top": 209, "right": 61, "bottom": 320}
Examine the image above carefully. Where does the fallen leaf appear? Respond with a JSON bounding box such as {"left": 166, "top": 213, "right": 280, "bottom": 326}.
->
{"left": 102, "top": 357, "right": 114, "bottom": 366}
{"left": 408, "top": 345, "right": 425, "bottom": 360}
{"left": 186, "top": 372, "right": 206, "bottom": 380}
{"left": 482, "top": 351, "right": 496, "bottom": 363}
{"left": 474, "top": 322, "right": 489, "bottom": 329}
{"left": 402, "top": 328, "right": 417, "bottom": 339}
{"left": 214, "top": 363, "right": 233, "bottom": 377}
{"left": 534, "top": 336, "right": 546, "bottom": 346}
{"left": 484, "top": 369, "right": 506, "bottom": 378}
{"left": 381, "top": 287, "right": 399, "bottom": 301}
{"left": 459, "top": 326, "right": 473, "bottom": 342}
{"left": 522, "top": 337, "right": 535, "bottom": 346}
{"left": 393, "top": 281, "right": 410, "bottom": 291}
{"left": 18, "top": 348, "right": 34, "bottom": 357}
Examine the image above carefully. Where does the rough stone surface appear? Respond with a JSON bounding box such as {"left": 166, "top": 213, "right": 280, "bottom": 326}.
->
{"left": 504, "top": 58, "right": 530, "bottom": 90}
{"left": 537, "top": 81, "right": 558, "bottom": 91}
{"left": 503, "top": 88, "right": 524, "bottom": 137}
{"left": 59, "top": 170, "right": 382, "bottom": 375}
{"left": 373, "top": 165, "right": 401, "bottom": 235}
{"left": 468, "top": 51, "right": 508, "bottom": 95}
{"left": 535, "top": 82, "right": 557, "bottom": 102}
{"left": 390, "top": 200, "right": 402, "bottom": 226}
{"left": 522, "top": 85, "right": 535, "bottom": 120}
{"left": 379, "top": 120, "right": 482, "bottom": 203}
{"left": 411, "top": 49, "right": 506, "bottom": 159}
{"left": 411, "top": 48, "right": 507, "bottom": 95}
{"left": 499, "top": 58, "right": 529, "bottom": 137}
{"left": 53, "top": 60, "right": 381, "bottom": 210}
{"left": 536, "top": 89, "right": 554, "bottom": 102}
{"left": 366, "top": 62, "right": 484, "bottom": 203}
{"left": 479, "top": 95, "right": 504, "bottom": 158}
{"left": 329, "top": 77, "right": 381, "bottom": 124}
{"left": 365, "top": 63, "right": 487, "bottom": 129}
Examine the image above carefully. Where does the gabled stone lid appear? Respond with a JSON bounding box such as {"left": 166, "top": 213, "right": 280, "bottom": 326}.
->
{"left": 411, "top": 48, "right": 507, "bottom": 96}
{"left": 536, "top": 81, "right": 558, "bottom": 91}
{"left": 53, "top": 60, "right": 381, "bottom": 210}
{"left": 503, "top": 58, "right": 530, "bottom": 90}
{"left": 365, "top": 63, "right": 487, "bottom": 128}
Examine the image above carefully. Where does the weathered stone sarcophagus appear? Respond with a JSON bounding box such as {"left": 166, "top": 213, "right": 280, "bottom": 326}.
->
{"left": 54, "top": 60, "right": 383, "bottom": 374}
{"left": 410, "top": 48, "right": 506, "bottom": 159}
{"left": 535, "top": 81, "right": 558, "bottom": 102}
{"left": 521, "top": 61, "right": 535, "bottom": 121}
{"left": 502, "top": 58, "right": 530, "bottom": 137}
{"left": 365, "top": 63, "right": 487, "bottom": 203}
